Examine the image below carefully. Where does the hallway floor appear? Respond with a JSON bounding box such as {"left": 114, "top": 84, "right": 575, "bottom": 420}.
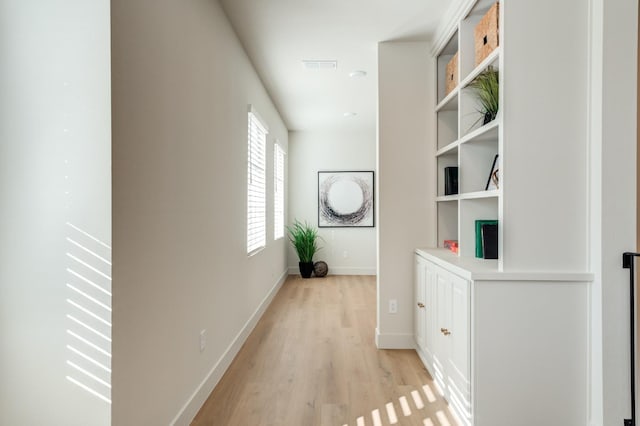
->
{"left": 192, "top": 275, "right": 459, "bottom": 426}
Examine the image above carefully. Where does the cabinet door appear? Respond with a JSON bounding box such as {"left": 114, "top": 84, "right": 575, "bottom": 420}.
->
{"left": 433, "top": 266, "right": 451, "bottom": 394}
{"left": 414, "top": 256, "right": 427, "bottom": 351}
{"left": 423, "top": 261, "right": 436, "bottom": 367}
{"left": 448, "top": 273, "right": 471, "bottom": 421}
{"left": 415, "top": 256, "right": 470, "bottom": 422}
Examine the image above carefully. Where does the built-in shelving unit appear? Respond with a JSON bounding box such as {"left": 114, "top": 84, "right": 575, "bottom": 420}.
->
{"left": 434, "top": 0, "right": 502, "bottom": 267}
{"left": 417, "top": 2, "right": 596, "bottom": 425}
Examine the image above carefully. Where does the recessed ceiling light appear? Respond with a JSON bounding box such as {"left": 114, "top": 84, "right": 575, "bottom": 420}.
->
{"left": 349, "top": 70, "right": 367, "bottom": 78}
{"left": 343, "top": 112, "right": 357, "bottom": 117}
{"left": 302, "top": 60, "right": 337, "bottom": 70}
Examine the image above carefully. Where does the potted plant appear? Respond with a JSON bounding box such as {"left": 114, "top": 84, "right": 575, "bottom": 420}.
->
{"left": 287, "top": 220, "right": 321, "bottom": 278}
{"left": 468, "top": 66, "right": 499, "bottom": 126}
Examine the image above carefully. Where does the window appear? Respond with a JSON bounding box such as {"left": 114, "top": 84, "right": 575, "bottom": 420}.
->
{"left": 247, "top": 108, "right": 268, "bottom": 254}
{"left": 274, "top": 143, "right": 285, "bottom": 240}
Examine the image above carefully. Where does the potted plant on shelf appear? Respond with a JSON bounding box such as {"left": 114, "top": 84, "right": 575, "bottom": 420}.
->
{"left": 287, "top": 220, "right": 322, "bottom": 278}
{"left": 468, "top": 66, "right": 499, "bottom": 126}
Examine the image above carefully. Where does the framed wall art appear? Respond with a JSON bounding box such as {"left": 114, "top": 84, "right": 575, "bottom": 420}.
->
{"left": 318, "top": 171, "right": 374, "bottom": 228}
{"left": 485, "top": 154, "right": 499, "bottom": 190}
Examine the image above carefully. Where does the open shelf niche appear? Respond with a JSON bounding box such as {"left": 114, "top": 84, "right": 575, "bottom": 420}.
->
{"left": 434, "top": 0, "right": 502, "bottom": 265}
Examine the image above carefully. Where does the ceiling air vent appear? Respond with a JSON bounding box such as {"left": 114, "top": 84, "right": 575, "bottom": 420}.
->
{"left": 302, "top": 60, "right": 337, "bottom": 70}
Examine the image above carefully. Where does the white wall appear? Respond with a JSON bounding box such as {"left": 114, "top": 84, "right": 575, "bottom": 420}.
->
{"left": 502, "top": 0, "right": 589, "bottom": 272}
{"left": 377, "top": 42, "right": 435, "bottom": 348}
{"left": 110, "top": 0, "right": 289, "bottom": 424}
{"left": 0, "top": 1, "right": 112, "bottom": 425}
{"left": 288, "top": 129, "right": 376, "bottom": 275}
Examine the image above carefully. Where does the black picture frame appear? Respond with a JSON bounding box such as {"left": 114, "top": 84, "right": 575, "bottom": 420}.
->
{"left": 318, "top": 171, "right": 375, "bottom": 228}
{"left": 485, "top": 154, "right": 499, "bottom": 190}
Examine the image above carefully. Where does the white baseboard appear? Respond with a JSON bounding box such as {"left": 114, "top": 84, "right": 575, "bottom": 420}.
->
{"left": 170, "top": 269, "right": 289, "bottom": 426}
{"left": 287, "top": 266, "right": 376, "bottom": 276}
{"left": 375, "top": 328, "right": 415, "bottom": 349}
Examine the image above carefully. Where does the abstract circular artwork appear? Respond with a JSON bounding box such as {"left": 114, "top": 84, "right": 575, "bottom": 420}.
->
{"left": 318, "top": 171, "right": 374, "bottom": 227}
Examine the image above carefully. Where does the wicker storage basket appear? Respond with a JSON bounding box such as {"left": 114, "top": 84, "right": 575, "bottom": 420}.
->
{"left": 445, "top": 52, "right": 458, "bottom": 95}
{"left": 475, "top": 2, "right": 499, "bottom": 65}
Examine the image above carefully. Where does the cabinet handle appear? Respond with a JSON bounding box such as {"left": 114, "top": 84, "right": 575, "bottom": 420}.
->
{"left": 440, "top": 328, "right": 451, "bottom": 336}
{"left": 417, "top": 302, "right": 425, "bottom": 308}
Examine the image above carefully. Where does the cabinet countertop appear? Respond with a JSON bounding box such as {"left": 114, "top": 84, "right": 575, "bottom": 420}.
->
{"left": 415, "top": 248, "right": 594, "bottom": 282}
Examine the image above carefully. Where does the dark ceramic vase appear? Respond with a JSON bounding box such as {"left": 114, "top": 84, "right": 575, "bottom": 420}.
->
{"left": 299, "top": 262, "right": 314, "bottom": 278}
{"left": 483, "top": 111, "right": 495, "bottom": 125}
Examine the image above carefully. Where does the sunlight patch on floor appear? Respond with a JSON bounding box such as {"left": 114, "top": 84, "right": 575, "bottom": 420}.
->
{"left": 342, "top": 383, "right": 460, "bottom": 426}
{"left": 411, "top": 390, "right": 425, "bottom": 409}
{"left": 399, "top": 395, "right": 412, "bottom": 416}
{"left": 436, "top": 410, "right": 451, "bottom": 426}
{"left": 386, "top": 402, "right": 398, "bottom": 424}
{"left": 423, "top": 384, "right": 437, "bottom": 403}
{"left": 371, "top": 409, "right": 382, "bottom": 426}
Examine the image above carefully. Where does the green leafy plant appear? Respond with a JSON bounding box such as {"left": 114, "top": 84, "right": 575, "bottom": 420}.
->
{"left": 286, "top": 220, "right": 321, "bottom": 263}
{"left": 468, "top": 66, "right": 499, "bottom": 126}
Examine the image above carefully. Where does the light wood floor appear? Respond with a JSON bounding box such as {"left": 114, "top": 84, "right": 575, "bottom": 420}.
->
{"left": 192, "top": 275, "right": 459, "bottom": 426}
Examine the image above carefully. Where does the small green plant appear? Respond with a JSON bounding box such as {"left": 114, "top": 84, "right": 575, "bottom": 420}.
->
{"left": 286, "top": 220, "right": 321, "bottom": 263}
{"left": 468, "top": 66, "right": 499, "bottom": 126}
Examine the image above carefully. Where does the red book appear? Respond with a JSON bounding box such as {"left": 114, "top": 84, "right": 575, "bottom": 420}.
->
{"left": 443, "top": 240, "right": 458, "bottom": 253}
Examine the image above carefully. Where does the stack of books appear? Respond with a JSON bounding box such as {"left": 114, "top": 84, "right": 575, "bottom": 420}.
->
{"left": 475, "top": 220, "right": 498, "bottom": 259}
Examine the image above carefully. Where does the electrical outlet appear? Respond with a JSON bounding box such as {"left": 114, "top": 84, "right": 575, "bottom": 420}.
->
{"left": 389, "top": 299, "right": 398, "bottom": 314}
{"left": 343, "top": 250, "right": 348, "bottom": 258}
{"left": 200, "top": 329, "right": 206, "bottom": 352}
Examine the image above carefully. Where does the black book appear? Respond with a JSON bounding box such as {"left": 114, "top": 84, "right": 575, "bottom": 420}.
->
{"left": 481, "top": 223, "right": 498, "bottom": 259}
{"left": 444, "top": 166, "right": 458, "bottom": 195}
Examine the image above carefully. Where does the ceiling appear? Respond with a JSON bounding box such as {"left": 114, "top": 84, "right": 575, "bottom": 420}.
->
{"left": 218, "top": 0, "right": 450, "bottom": 133}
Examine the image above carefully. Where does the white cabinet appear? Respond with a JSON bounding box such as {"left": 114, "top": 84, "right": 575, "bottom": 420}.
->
{"left": 415, "top": 249, "right": 592, "bottom": 426}
{"left": 415, "top": 253, "right": 471, "bottom": 424}
{"left": 414, "top": 254, "right": 436, "bottom": 369}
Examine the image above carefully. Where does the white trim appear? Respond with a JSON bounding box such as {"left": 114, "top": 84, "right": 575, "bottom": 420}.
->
{"left": 247, "top": 104, "right": 269, "bottom": 133}
{"left": 430, "top": 0, "right": 475, "bottom": 56}
{"left": 273, "top": 142, "right": 285, "bottom": 241}
{"left": 587, "top": 0, "right": 604, "bottom": 424}
{"left": 327, "top": 267, "right": 376, "bottom": 276}
{"left": 374, "top": 328, "right": 415, "bottom": 349}
{"left": 170, "top": 269, "right": 288, "bottom": 426}
{"left": 247, "top": 109, "right": 268, "bottom": 254}
{"left": 287, "top": 266, "right": 376, "bottom": 276}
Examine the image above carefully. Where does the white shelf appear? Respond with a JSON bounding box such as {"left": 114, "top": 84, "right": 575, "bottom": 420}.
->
{"left": 436, "top": 140, "right": 459, "bottom": 157}
{"left": 436, "top": 194, "right": 460, "bottom": 202}
{"left": 436, "top": 89, "right": 459, "bottom": 112}
{"left": 460, "top": 119, "right": 499, "bottom": 145}
{"left": 459, "top": 47, "right": 500, "bottom": 90}
{"left": 437, "top": 120, "right": 497, "bottom": 157}
{"left": 459, "top": 189, "right": 499, "bottom": 200}
{"left": 436, "top": 191, "right": 498, "bottom": 202}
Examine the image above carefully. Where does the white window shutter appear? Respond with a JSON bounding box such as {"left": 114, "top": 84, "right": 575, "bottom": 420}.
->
{"left": 247, "top": 110, "right": 267, "bottom": 254}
